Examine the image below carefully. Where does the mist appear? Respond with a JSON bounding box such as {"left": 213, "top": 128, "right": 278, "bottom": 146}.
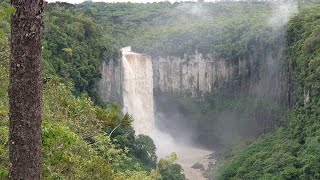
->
{"left": 120, "top": 47, "right": 215, "bottom": 179}
{"left": 269, "top": 1, "right": 298, "bottom": 29}
{"left": 97, "top": 1, "right": 301, "bottom": 179}
{"left": 147, "top": 0, "right": 299, "bottom": 152}
{"left": 176, "top": 3, "right": 209, "bottom": 17}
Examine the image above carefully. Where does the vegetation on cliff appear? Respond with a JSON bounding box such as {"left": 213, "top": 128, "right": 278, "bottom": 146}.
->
{"left": 76, "top": 2, "right": 289, "bottom": 153}
{"left": 40, "top": 1, "right": 288, "bottom": 105}
{"left": 1, "top": 0, "right": 319, "bottom": 179}
{"left": 77, "top": 1, "right": 282, "bottom": 60}
{"left": 216, "top": 4, "right": 320, "bottom": 179}
{"left": 0, "top": 1, "right": 184, "bottom": 179}
{"left": 1, "top": 29, "right": 184, "bottom": 180}
{"left": 43, "top": 3, "right": 111, "bottom": 105}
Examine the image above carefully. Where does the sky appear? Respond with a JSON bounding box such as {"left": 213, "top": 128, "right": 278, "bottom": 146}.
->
{"left": 46, "top": 0, "right": 204, "bottom": 4}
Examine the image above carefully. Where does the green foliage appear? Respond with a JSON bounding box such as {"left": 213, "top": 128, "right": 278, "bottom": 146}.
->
{"left": 286, "top": 4, "right": 320, "bottom": 140}
{"left": 158, "top": 153, "right": 185, "bottom": 180}
{"left": 0, "top": 127, "right": 9, "bottom": 178}
{"left": 217, "top": 131, "right": 301, "bottom": 180}
{"left": 0, "top": 30, "right": 159, "bottom": 180}
{"left": 0, "top": 75, "right": 158, "bottom": 180}
{"left": 217, "top": 4, "right": 320, "bottom": 180}
{"left": 105, "top": 126, "right": 157, "bottom": 171}
{"left": 96, "top": 104, "right": 132, "bottom": 129}
{"left": 0, "top": 0, "right": 14, "bottom": 39}
{"left": 0, "top": 20, "right": 9, "bottom": 177}
{"left": 43, "top": 3, "right": 118, "bottom": 105}
{"left": 134, "top": 135, "right": 157, "bottom": 169}
{"left": 0, "top": 2, "right": 186, "bottom": 178}
{"left": 77, "top": 1, "right": 282, "bottom": 60}
{"left": 3, "top": 1, "right": 318, "bottom": 179}
{"left": 0, "top": 36, "right": 9, "bottom": 124}
{"left": 42, "top": 122, "right": 115, "bottom": 179}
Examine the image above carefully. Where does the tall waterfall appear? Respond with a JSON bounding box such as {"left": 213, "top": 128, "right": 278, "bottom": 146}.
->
{"left": 122, "top": 48, "right": 154, "bottom": 135}
{"left": 121, "top": 47, "right": 214, "bottom": 180}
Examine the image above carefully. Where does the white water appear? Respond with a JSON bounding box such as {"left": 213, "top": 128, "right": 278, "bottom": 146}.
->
{"left": 122, "top": 50, "right": 154, "bottom": 135}
{"left": 121, "top": 48, "right": 214, "bottom": 180}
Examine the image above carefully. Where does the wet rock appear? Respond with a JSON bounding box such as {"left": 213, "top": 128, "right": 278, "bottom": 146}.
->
{"left": 191, "top": 162, "right": 205, "bottom": 171}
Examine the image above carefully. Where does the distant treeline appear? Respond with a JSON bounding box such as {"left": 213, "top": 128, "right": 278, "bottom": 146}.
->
{"left": 77, "top": 1, "right": 282, "bottom": 59}
{"left": 42, "top": 1, "right": 289, "bottom": 105}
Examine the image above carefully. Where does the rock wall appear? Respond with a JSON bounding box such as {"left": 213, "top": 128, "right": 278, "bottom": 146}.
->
{"left": 98, "top": 51, "right": 283, "bottom": 102}
{"left": 98, "top": 59, "right": 122, "bottom": 103}
{"left": 153, "top": 53, "right": 235, "bottom": 96}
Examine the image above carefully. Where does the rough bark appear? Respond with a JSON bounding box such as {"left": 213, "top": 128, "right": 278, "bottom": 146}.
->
{"left": 9, "top": 0, "right": 44, "bottom": 179}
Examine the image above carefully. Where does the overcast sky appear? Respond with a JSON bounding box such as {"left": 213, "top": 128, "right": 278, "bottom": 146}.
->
{"left": 46, "top": 0, "right": 204, "bottom": 4}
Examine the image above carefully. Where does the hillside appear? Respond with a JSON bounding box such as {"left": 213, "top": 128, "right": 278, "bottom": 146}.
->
{"left": 75, "top": 2, "right": 320, "bottom": 179}
{"left": 0, "top": 1, "right": 184, "bottom": 179}
{"left": 1, "top": 1, "right": 320, "bottom": 179}
{"left": 76, "top": 1, "right": 282, "bottom": 59}
{"left": 216, "top": 4, "right": 320, "bottom": 180}
{"left": 78, "top": 1, "right": 291, "bottom": 149}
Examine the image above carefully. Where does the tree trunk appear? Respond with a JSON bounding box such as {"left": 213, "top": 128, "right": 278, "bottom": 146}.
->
{"left": 9, "top": 0, "right": 44, "bottom": 179}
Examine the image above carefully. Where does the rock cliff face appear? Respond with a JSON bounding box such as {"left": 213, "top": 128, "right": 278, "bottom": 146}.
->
{"left": 98, "top": 59, "right": 122, "bottom": 103}
{"left": 98, "top": 51, "right": 284, "bottom": 103}
{"left": 98, "top": 53, "right": 235, "bottom": 101}
{"left": 153, "top": 53, "right": 235, "bottom": 96}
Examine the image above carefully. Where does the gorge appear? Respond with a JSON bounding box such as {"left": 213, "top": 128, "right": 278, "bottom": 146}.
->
{"left": 99, "top": 39, "right": 286, "bottom": 179}
{"left": 37, "top": 2, "right": 320, "bottom": 180}
{"left": 99, "top": 42, "right": 287, "bottom": 145}
{"left": 117, "top": 47, "right": 214, "bottom": 179}
{"left": 1, "top": 1, "right": 319, "bottom": 179}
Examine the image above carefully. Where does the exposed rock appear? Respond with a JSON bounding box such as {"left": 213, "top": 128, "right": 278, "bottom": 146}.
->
{"left": 98, "top": 59, "right": 122, "bottom": 102}
{"left": 191, "top": 162, "right": 205, "bottom": 171}
{"left": 153, "top": 53, "right": 235, "bottom": 97}
{"left": 99, "top": 53, "right": 238, "bottom": 101}
{"left": 98, "top": 51, "right": 284, "bottom": 103}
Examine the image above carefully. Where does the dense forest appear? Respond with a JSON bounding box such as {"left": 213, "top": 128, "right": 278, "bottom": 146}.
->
{"left": 76, "top": 1, "right": 282, "bottom": 59}
{"left": 217, "top": 4, "right": 320, "bottom": 179}
{"left": 0, "top": 0, "right": 184, "bottom": 179}
{"left": 1, "top": 0, "right": 320, "bottom": 179}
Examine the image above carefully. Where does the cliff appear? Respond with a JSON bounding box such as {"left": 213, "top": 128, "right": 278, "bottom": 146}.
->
{"left": 99, "top": 51, "right": 284, "bottom": 103}
{"left": 98, "top": 53, "right": 234, "bottom": 102}
{"left": 153, "top": 53, "right": 234, "bottom": 97}
{"left": 98, "top": 59, "right": 122, "bottom": 103}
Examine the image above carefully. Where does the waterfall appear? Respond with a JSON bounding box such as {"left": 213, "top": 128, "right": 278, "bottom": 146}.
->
{"left": 122, "top": 47, "right": 154, "bottom": 135}
{"left": 121, "top": 47, "right": 214, "bottom": 180}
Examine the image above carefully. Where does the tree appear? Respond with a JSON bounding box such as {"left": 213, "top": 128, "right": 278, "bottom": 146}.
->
{"left": 158, "top": 153, "right": 185, "bottom": 180}
{"left": 9, "top": 0, "right": 44, "bottom": 179}
{"left": 135, "top": 134, "right": 157, "bottom": 168}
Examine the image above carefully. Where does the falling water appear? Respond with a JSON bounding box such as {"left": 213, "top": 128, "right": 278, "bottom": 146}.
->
{"left": 122, "top": 47, "right": 154, "bottom": 135}
{"left": 121, "top": 47, "right": 214, "bottom": 180}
